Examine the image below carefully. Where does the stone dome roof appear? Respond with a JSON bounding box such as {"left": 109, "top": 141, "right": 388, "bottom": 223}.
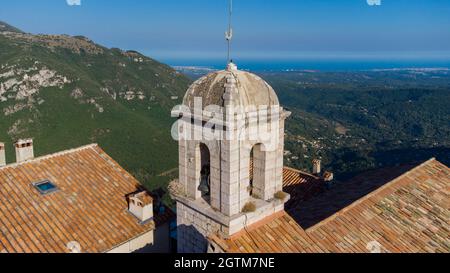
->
{"left": 183, "top": 63, "right": 280, "bottom": 109}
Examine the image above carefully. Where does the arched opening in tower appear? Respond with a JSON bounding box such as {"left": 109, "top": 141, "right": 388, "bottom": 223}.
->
{"left": 198, "top": 143, "right": 211, "bottom": 202}
{"left": 249, "top": 144, "right": 265, "bottom": 199}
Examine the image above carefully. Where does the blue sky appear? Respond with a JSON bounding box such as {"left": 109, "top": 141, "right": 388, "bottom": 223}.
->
{"left": 1, "top": 0, "right": 449, "bottom": 63}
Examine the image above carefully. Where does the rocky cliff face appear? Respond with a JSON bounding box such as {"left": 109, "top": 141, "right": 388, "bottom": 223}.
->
{"left": 0, "top": 61, "right": 71, "bottom": 103}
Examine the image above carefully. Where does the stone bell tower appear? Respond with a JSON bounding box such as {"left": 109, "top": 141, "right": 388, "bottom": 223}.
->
{"left": 170, "top": 63, "right": 291, "bottom": 253}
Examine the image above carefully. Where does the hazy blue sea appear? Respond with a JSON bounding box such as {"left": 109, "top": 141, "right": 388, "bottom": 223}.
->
{"left": 166, "top": 58, "right": 450, "bottom": 72}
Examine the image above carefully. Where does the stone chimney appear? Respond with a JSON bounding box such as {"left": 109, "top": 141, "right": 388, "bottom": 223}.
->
{"left": 15, "top": 138, "right": 34, "bottom": 163}
{"left": 128, "top": 191, "right": 153, "bottom": 223}
{"left": 0, "top": 142, "right": 6, "bottom": 167}
{"left": 312, "top": 159, "right": 321, "bottom": 175}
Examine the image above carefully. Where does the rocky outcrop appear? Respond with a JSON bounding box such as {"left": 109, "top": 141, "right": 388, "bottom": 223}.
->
{"left": 0, "top": 62, "right": 71, "bottom": 105}
{"left": 70, "top": 88, "right": 84, "bottom": 99}
{"left": 0, "top": 62, "right": 71, "bottom": 116}
{"left": 119, "top": 90, "right": 146, "bottom": 101}
{"left": 3, "top": 103, "right": 27, "bottom": 116}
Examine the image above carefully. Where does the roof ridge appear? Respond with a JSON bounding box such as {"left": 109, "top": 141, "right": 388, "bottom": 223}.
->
{"left": 283, "top": 166, "right": 321, "bottom": 180}
{"left": 306, "top": 157, "right": 438, "bottom": 232}
{"left": 88, "top": 145, "right": 146, "bottom": 188}
{"left": 0, "top": 143, "right": 98, "bottom": 170}
{"left": 229, "top": 211, "right": 287, "bottom": 240}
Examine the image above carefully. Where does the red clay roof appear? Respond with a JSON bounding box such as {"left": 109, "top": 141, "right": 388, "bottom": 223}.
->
{"left": 288, "top": 163, "right": 419, "bottom": 229}
{"left": 213, "top": 158, "right": 450, "bottom": 253}
{"left": 0, "top": 144, "right": 157, "bottom": 253}
{"left": 209, "top": 211, "right": 320, "bottom": 253}
{"left": 282, "top": 166, "right": 324, "bottom": 212}
{"left": 305, "top": 158, "right": 450, "bottom": 253}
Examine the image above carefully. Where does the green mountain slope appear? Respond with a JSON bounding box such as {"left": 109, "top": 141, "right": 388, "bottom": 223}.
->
{"left": 0, "top": 22, "right": 191, "bottom": 194}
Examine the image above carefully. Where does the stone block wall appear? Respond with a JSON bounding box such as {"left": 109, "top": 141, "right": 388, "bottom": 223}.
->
{"left": 177, "top": 202, "right": 225, "bottom": 253}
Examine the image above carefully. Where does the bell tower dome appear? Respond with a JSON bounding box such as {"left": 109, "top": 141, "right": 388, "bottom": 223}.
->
{"left": 170, "top": 63, "right": 291, "bottom": 253}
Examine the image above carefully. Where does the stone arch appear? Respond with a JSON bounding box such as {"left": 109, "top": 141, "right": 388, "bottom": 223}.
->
{"left": 197, "top": 143, "right": 211, "bottom": 202}
{"left": 249, "top": 143, "right": 266, "bottom": 199}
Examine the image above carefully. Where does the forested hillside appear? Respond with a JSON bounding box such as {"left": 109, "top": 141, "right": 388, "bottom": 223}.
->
{"left": 262, "top": 69, "right": 450, "bottom": 178}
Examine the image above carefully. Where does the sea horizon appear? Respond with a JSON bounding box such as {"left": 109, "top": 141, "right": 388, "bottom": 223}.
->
{"left": 164, "top": 58, "right": 450, "bottom": 72}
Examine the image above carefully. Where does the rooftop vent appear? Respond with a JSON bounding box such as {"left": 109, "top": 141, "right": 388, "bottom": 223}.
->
{"left": 128, "top": 191, "right": 153, "bottom": 223}
{"left": 312, "top": 159, "right": 322, "bottom": 175}
{"left": 33, "top": 180, "right": 58, "bottom": 195}
{"left": 67, "top": 241, "right": 82, "bottom": 253}
{"left": 15, "top": 138, "right": 34, "bottom": 163}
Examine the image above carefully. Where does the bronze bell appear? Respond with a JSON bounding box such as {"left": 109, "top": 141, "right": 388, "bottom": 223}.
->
{"left": 198, "top": 174, "right": 210, "bottom": 195}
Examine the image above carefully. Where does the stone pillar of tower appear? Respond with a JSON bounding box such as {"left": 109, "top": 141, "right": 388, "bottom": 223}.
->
{"left": 170, "top": 63, "right": 291, "bottom": 253}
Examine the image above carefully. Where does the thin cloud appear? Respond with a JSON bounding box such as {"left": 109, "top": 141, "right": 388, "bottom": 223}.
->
{"left": 367, "top": 0, "right": 381, "bottom": 5}
{"left": 67, "top": 0, "right": 81, "bottom": 6}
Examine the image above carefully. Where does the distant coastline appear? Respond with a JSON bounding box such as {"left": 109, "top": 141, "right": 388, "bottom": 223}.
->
{"left": 168, "top": 59, "right": 450, "bottom": 73}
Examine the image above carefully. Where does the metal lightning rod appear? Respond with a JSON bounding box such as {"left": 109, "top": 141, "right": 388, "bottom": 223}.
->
{"left": 225, "top": 0, "right": 233, "bottom": 64}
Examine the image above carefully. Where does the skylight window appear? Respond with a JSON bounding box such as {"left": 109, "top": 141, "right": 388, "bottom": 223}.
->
{"left": 33, "top": 180, "right": 58, "bottom": 195}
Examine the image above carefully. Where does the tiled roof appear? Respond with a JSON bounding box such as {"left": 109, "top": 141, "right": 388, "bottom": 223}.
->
{"left": 288, "top": 163, "right": 419, "bottom": 229}
{"left": 282, "top": 166, "right": 324, "bottom": 213}
{"left": 251, "top": 161, "right": 324, "bottom": 209}
{"left": 208, "top": 211, "right": 321, "bottom": 253}
{"left": 304, "top": 158, "right": 450, "bottom": 253}
{"left": 0, "top": 144, "right": 158, "bottom": 253}
{"left": 153, "top": 204, "right": 176, "bottom": 227}
{"left": 213, "top": 158, "right": 450, "bottom": 253}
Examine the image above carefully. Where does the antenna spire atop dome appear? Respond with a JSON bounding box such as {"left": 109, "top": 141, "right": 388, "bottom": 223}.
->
{"left": 227, "top": 62, "right": 237, "bottom": 71}
{"left": 225, "top": 0, "right": 233, "bottom": 65}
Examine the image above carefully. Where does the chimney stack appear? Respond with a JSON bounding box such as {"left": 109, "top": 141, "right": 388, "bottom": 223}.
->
{"left": 312, "top": 159, "right": 321, "bottom": 175}
{"left": 0, "top": 142, "right": 6, "bottom": 167}
{"left": 323, "top": 171, "right": 334, "bottom": 182}
{"left": 15, "top": 138, "right": 34, "bottom": 163}
{"left": 128, "top": 191, "right": 153, "bottom": 223}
